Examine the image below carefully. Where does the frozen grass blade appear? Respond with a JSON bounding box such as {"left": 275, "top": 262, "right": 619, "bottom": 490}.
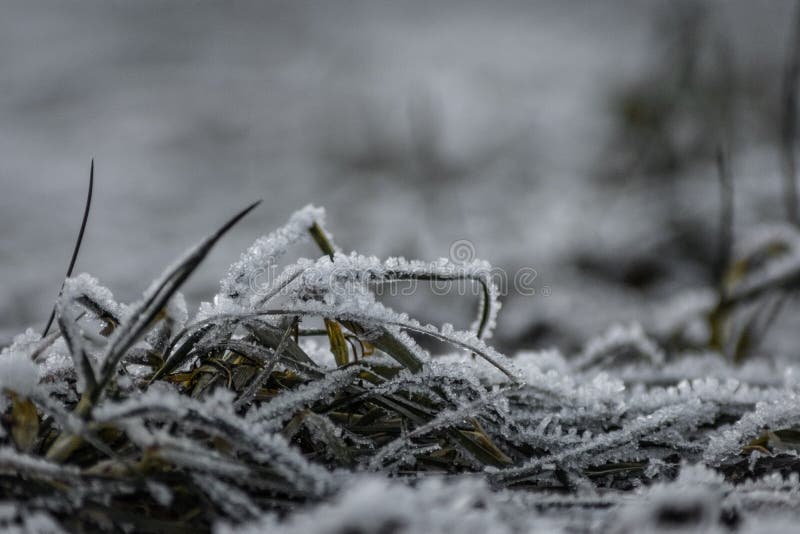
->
{"left": 42, "top": 159, "right": 94, "bottom": 337}
{"left": 782, "top": 1, "right": 800, "bottom": 225}
{"left": 714, "top": 145, "right": 733, "bottom": 285}
{"left": 55, "top": 302, "right": 97, "bottom": 393}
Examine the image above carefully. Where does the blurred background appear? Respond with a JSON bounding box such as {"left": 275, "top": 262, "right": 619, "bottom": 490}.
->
{"left": 1, "top": 0, "right": 798, "bottom": 353}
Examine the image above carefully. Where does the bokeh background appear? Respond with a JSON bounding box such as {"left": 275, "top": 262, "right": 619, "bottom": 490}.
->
{"left": 1, "top": 0, "right": 797, "bottom": 353}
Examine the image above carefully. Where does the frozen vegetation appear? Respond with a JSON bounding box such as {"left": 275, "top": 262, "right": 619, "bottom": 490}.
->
{"left": 5, "top": 2, "right": 800, "bottom": 533}
{"left": 3, "top": 203, "right": 800, "bottom": 532}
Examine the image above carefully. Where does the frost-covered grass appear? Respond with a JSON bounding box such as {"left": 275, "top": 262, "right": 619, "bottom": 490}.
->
{"left": 4, "top": 203, "right": 800, "bottom": 533}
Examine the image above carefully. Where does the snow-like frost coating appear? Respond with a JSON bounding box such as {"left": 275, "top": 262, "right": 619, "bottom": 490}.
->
{"left": 0, "top": 330, "right": 40, "bottom": 396}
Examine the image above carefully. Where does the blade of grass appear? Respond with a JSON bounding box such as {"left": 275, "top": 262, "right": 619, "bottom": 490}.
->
{"left": 782, "top": 0, "right": 800, "bottom": 225}
{"left": 324, "top": 319, "right": 350, "bottom": 367}
{"left": 714, "top": 145, "right": 734, "bottom": 286}
{"left": 56, "top": 304, "right": 98, "bottom": 393}
{"left": 42, "top": 159, "right": 94, "bottom": 337}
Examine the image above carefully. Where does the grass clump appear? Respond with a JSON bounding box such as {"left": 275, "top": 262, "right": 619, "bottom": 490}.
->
{"left": 4, "top": 191, "right": 800, "bottom": 532}
{"left": 0, "top": 197, "right": 522, "bottom": 532}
